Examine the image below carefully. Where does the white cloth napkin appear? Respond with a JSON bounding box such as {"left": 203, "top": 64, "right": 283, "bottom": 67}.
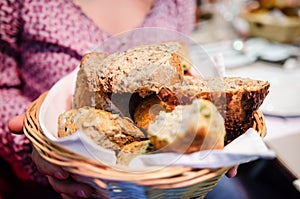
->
{"left": 129, "top": 128, "right": 276, "bottom": 169}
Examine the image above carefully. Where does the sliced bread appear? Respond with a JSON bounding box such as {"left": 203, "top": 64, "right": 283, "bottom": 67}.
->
{"left": 58, "top": 107, "right": 146, "bottom": 152}
{"left": 96, "top": 42, "right": 187, "bottom": 97}
{"left": 157, "top": 76, "right": 270, "bottom": 144}
{"left": 72, "top": 52, "right": 114, "bottom": 111}
{"left": 73, "top": 42, "right": 192, "bottom": 111}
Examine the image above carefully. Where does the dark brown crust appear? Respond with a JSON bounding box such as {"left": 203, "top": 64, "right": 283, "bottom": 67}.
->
{"left": 157, "top": 77, "right": 270, "bottom": 144}
{"left": 223, "top": 84, "right": 270, "bottom": 144}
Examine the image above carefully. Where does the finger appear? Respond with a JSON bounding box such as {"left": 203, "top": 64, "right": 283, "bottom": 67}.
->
{"left": 48, "top": 176, "right": 92, "bottom": 198}
{"left": 32, "top": 149, "right": 69, "bottom": 180}
{"left": 8, "top": 114, "right": 25, "bottom": 134}
{"left": 226, "top": 165, "right": 238, "bottom": 178}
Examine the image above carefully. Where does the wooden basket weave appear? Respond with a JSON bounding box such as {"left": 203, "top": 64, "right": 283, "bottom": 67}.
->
{"left": 23, "top": 92, "right": 267, "bottom": 199}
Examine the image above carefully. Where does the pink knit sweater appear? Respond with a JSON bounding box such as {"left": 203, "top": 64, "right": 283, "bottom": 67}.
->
{"left": 0, "top": 0, "right": 196, "bottom": 184}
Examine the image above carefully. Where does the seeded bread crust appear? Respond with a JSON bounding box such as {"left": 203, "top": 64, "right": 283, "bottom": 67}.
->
{"left": 96, "top": 42, "right": 186, "bottom": 97}
{"left": 73, "top": 42, "right": 191, "bottom": 110}
{"left": 157, "top": 76, "right": 270, "bottom": 144}
{"left": 58, "top": 107, "right": 146, "bottom": 152}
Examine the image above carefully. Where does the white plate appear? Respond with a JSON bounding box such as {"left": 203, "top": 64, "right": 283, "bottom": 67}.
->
{"left": 243, "top": 38, "right": 300, "bottom": 62}
{"left": 190, "top": 41, "right": 257, "bottom": 69}
{"left": 226, "top": 65, "right": 300, "bottom": 117}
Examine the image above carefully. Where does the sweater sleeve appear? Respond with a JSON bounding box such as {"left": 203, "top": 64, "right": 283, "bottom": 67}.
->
{"left": 148, "top": 0, "right": 196, "bottom": 35}
{"left": 0, "top": 0, "right": 48, "bottom": 185}
{"left": 175, "top": 0, "right": 197, "bottom": 35}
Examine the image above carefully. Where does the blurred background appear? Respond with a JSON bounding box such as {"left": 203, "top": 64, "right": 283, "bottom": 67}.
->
{"left": 192, "top": 0, "right": 300, "bottom": 199}
{"left": 1, "top": 0, "right": 300, "bottom": 198}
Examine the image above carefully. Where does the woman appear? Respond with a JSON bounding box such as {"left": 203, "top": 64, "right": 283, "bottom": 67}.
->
{"left": 1, "top": 0, "right": 196, "bottom": 198}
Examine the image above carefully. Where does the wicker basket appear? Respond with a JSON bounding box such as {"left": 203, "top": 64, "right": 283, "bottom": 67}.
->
{"left": 23, "top": 92, "right": 267, "bottom": 199}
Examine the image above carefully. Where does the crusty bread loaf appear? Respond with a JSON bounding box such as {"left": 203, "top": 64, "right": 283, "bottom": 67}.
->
{"left": 73, "top": 42, "right": 192, "bottom": 110}
{"left": 116, "top": 140, "right": 154, "bottom": 166}
{"left": 96, "top": 42, "right": 186, "bottom": 97}
{"left": 58, "top": 107, "right": 146, "bottom": 152}
{"left": 72, "top": 52, "right": 115, "bottom": 111}
{"left": 157, "top": 76, "right": 270, "bottom": 144}
{"left": 146, "top": 99, "right": 225, "bottom": 154}
{"left": 68, "top": 41, "right": 269, "bottom": 160}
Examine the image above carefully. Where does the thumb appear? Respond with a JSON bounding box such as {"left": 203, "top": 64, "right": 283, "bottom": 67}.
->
{"left": 8, "top": 114, "right": 25, "bottom": 134}
{"left": 226, "top": 165, "right": 238, "bottom": 178}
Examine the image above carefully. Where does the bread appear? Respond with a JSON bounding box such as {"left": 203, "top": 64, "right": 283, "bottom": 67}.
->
{"left": 146, "top": 99, "right": 225, "bottom": 154}
{"left": 95, "top": 42, "right": 186, "bottom": 97}
{"left": 161, "top": 41, "right": 192, "bottom": 71}
{"left": 157, "top": 76, "right": 270, "bottom": 144}
{"left": 58, "top": 107, "right": 146, "bottom": 152}
{"left": 65, "top": 41, "right": 269, "bottom": 163}
{"left": 133, "top": 95, "right": 172, "bottom": 130}
{"left": 258, "top": 0, "right": 300, "bottom": 8}
{"left": 72, "top": 52, "right": 115, "bottom": 111}
{"left": 73, "top": 41, "right": 192, "bottom": 109}
{"left": 116, "top": 140, "right": 154, "bottom": 166}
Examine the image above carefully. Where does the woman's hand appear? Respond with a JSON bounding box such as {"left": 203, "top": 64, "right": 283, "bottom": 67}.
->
{"left": 8, "top": 114, "right": 25, "bottom": 134}
{"left": 8, "top": 115, "right": 93, "bottom": 198}
{"left": 32, "top": 148, "right": 93, "bottom": 198}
